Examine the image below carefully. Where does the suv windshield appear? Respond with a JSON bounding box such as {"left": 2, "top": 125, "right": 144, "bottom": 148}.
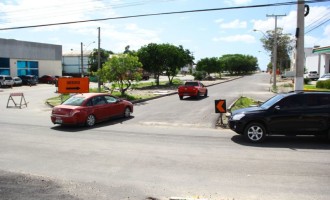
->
{"left": 5, "top": 77, "right": 12, "bottom": 80}
{"left": 260, "top": 94, "right": 285, "bottom": 109}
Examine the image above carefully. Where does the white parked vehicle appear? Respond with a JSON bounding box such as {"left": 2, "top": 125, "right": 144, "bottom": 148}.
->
{"left": 307, "top": 71, "right": 319, "bottom": 80}
{"left": 0, "top": 75, "right": 14, "bottom": 88}
{"left": 318, "top": 73, "right": 330, "bottom": 81}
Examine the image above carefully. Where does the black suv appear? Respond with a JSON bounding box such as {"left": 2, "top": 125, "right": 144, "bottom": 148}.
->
{"left": 229, "top": 91, "right": 330, "bottom": 143}
{"left": 19, "top": 75, "right": 38, "bottom": 86}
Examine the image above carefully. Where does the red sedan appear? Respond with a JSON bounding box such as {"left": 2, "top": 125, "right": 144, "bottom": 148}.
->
{"left": 38, "top": 75, "right": 56, "bottom": 84}
{"left": 51, "top": 93, "right": 133, "bottom": 127}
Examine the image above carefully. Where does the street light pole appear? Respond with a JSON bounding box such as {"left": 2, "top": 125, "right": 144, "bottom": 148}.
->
{"left": 97, "top": 27, "right": 101, "bottom": 92}
{"left": 80, "top": 42, "right": 83, "bottom": 77}
{"left": 267, "top": 14, "right": 286, "bottom": 90}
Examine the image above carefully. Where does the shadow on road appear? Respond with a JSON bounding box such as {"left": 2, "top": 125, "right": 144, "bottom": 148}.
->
{"left": 0, "top": 170, "right": 78, "bottom": 200}
{"left": 50, "top": 116, "right": 134, "bottom": 132}
{"left": 231, "top": 135, "right": 330, "bottom": 150}
{"left": 180, "top": 96, "right": 209, "bottom": 101}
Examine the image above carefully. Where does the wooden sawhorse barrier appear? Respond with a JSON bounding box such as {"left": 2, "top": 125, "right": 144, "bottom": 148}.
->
{"left": 7, "top": 93, "right": 28, "bottom": 109}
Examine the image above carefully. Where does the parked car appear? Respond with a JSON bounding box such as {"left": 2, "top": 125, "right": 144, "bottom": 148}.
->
{"left": 38, "top": 75, "right": 56, "bottom": 84}
{"left": 307, "top": 71, "right": 319, "bottom": 80}
{"left": 19, "top": 75, "right": 38, "bottom": 86}
{"left": 51, "top": 93, "right": 133, "bottom": 127}
{"left": 318, "top": 73, "right": 330, "bottom": 81}
{"left": 0, "top": 75, "right": 14, "bottom": 88}
{"left": 229, "top": 91, "right": 330, "bottom": 143}
{"left": 177, "top": 81, "right": 208, "bottom": 100}
{"left": 13, "top": 76, "right": 23, "bottom": 86}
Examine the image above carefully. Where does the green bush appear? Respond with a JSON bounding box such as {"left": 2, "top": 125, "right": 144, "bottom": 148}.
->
{"left": 316, "top": 80, "right": 330, "bottom": 89}
{"left": 304, "top": 78, "right": 311, "bottom": 84}
{"left": 193, "top": 71, "right": 207, "bottom": 80}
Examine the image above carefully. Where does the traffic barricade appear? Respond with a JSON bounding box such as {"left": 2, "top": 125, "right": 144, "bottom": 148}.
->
{"left": 7, "top": 93, "right": 28, "bottom": 109}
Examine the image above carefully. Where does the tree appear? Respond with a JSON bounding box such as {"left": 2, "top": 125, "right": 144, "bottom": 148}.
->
{"left": 260, "top": 28, "right": 293, "bottom": 72}
{"left": 137, "top": 43, "right": 194, "bottom": 85}
{"left": 96, "top": 54, "right": 142, "bottom": 96}
{"left": 219, "top": 54, "right": 258, "bottom": 75}
{"left": 88, "top": 48, "right": 113, "bottom": 73}
{"left": 196, "top": 57, "right": 221, "bottom": 77}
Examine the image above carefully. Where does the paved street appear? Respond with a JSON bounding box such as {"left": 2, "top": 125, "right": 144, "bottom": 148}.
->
{"left": 0, "top": 73, "right": 329, "bottom": 200}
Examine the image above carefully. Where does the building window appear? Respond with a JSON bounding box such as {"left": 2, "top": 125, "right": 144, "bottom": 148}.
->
{"left": 17, "top": 61, "right": 39, "bottom": 76}
{"left": 0, "top": 57, "right": 10, "bottom": 75}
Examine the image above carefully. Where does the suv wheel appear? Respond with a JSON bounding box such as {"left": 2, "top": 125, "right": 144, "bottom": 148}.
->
{"left": 244, "top": 122, "right": 266, "bottom": 143}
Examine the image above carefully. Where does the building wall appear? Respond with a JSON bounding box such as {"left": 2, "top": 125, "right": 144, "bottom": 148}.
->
{"left": 305, "top": 47, "right": 329, "bottom": 76}
{"left": 0, "top": 38, "right": 62, "bottom": 77}
{"left": 62, "top": 53, "right": 90, "bottom": 75}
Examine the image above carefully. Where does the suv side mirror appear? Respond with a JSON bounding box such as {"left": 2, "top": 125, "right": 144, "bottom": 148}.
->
{"left": 274, "top": 105, "right": 281, "bottom": 111}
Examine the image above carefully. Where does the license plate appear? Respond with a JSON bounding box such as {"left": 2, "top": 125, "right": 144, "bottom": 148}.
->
{"left": 55, "top": 118, "right": 62, "bottom": 123}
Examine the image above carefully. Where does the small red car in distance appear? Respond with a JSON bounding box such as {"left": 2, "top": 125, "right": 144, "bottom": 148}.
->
{"left": 38, "top": 75, "right": 57, "bottom": 84}
{"left": 51, "top": 93, "right": 133, "bottom": 127}
{"left": 177, "top": 80, "right": 208, "bottom": 100}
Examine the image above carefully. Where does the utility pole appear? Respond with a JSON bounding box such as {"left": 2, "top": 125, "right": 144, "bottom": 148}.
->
{"left": 80, "top": 42, "right": 83, "bottom": 77}
{"left": 267, "top": 14, "right": 286, "bottom": 90}
{"left": 295, "top": 0, "right": 305, "bottom": 91}
{"left": 97, "top": 27, "right": 101, "bottom": 92}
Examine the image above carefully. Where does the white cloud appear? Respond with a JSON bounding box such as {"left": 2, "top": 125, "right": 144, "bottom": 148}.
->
{"left": 0, "top": 0, "right": 112, "bottom": 30}
{"left": 225, "top": 0, "right": 252, "bottom": 5}
{"left": 220, "top": 19, "right": 247, "bottom": 29}
{"left": 324, "top": 24, "right": 330, "bottom": 36}
{"left": 213, "top": 34, "right": 255, "bottom": 43}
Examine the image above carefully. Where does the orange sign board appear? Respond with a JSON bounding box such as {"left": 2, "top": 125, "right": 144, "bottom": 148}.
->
{"left": 215, "top": 99, "right": 226, "bottom": 113}
{"left": 57, "top": 77, "right": 89, "bottom": 94}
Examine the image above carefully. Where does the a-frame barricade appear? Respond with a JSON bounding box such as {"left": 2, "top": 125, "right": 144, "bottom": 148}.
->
{"left": 7, "top": 93, "right": 28, "bottom": 109}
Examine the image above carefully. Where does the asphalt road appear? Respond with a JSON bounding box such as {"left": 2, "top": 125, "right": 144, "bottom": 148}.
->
{"left": 0, "top": 73, "right": 329, "bottom": 200}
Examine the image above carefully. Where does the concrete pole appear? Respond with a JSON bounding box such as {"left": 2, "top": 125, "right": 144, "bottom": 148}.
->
{"left": 273, "top": 18, "right": 278, "bottom": 89}
{"left": 294, "top": 0, "right": 305, "bottom": 91}
{"left": 267, "top": 14, "right": 286, "bottom": 90}
{"left": 97, "top": 27, "right": 101, "bottom": 92}
{"left": 81, "top": 42, "right": 84, "bottom": 77}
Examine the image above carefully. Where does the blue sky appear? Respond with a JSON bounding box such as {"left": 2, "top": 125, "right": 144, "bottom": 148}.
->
{"left": 0, "top": 0, "right": 329, "bottom": 70}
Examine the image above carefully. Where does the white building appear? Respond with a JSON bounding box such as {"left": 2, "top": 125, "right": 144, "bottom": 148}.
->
{"left": 308, "top": 46, "right": 330, "bottom": 76}
{"left": 0, "top": 38, "right": 62, "bottom": 77}
{"left": 62, "top": 50, "right": 92, "bottom": 77}
{"left": 290, "top": 46, "right": 330, "bottom": 77}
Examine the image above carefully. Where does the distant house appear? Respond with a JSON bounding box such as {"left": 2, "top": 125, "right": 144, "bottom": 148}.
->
{"left": 62, "top": 50, "right": 93, "bottom": 77}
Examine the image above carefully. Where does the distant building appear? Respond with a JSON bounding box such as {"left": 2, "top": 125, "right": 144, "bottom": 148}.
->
{"left": 0, "top": 38, "right": 62, "bottom": 77}
{"left": 308, "top": 46, "right": 330, "bottom": 76}
{"left": 290, "top": 46, "right": 330, "bottom": 77}
{"left": 62, "top": 50, "right": 92, "bottom": 77}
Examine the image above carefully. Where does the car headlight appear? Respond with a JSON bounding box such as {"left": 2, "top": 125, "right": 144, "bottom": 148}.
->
{"left": 232, "top": 113, "right": 245, "bottom": 120}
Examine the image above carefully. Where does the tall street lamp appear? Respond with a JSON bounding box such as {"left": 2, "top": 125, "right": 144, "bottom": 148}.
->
{"left": 254, "top": 29, "right": 276, "bottom": 88}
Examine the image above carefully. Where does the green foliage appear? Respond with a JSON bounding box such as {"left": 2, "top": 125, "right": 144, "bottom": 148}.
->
{"left": 219, "top": 54, "right": 258, "bottom": 74}
{"left": 137, "top": 43, "right": 194, "bottom": 85}
{"left": 316, "top": 80, "right": 330, "bottom": 89}
{"left": 196, "top": 57, "right": 222, "bottom": 76}
{"left": 304, "top": 78, "right": 311, "bottom": 84}
{"left": 193, "top": 71, "right": 207, "bottom": 80}
{"left": 88, "top": 48, "right": 114, "bottom": 72}
{"left": 96, "top": 54, "right": 143, "bottom": 95}
{"left": 231, "top": 97, "right": 259, "bottom": 112}
{"left": 259, "top": 28, "right": 293, "bottom": 71}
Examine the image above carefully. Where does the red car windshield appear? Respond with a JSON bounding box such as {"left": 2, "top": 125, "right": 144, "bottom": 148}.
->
{"left": 62, "top": 96, "right": 86, "bottom": 106}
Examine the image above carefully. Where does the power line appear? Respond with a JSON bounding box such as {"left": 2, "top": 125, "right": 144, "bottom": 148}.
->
{"left": 305, "top": 18, "right": 330, "bottom": 34}
{"left": 0, "top": 0, "right": 176, "bottom": 26}
{"left": 0, "top": 0, "right": 329, "bottom": 31}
